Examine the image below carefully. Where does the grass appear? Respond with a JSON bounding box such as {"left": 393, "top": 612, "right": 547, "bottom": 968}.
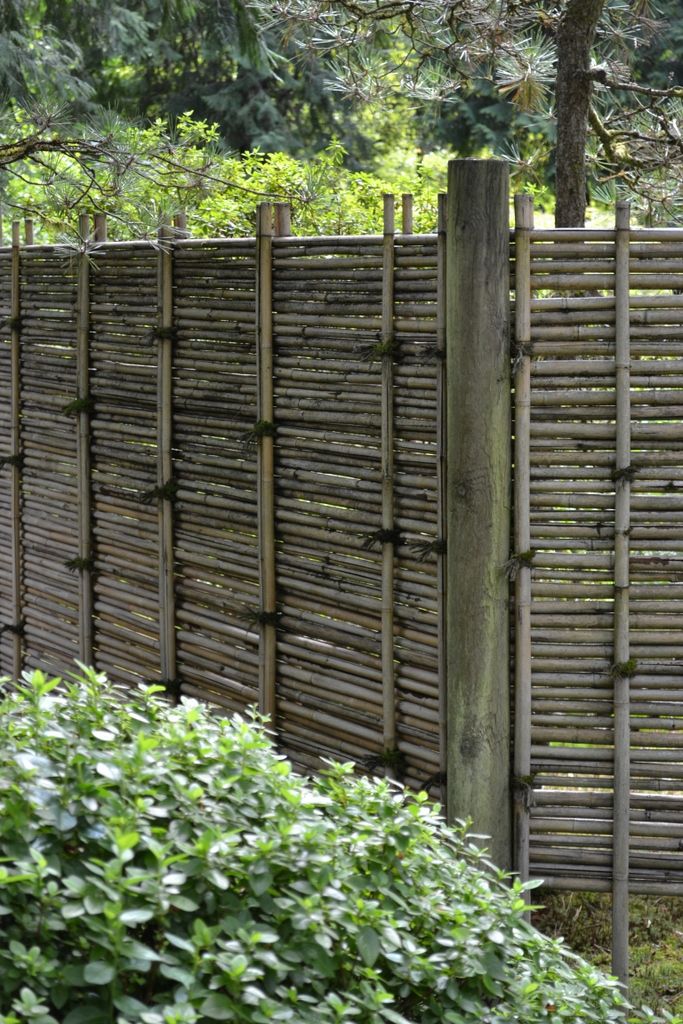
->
{"left": 533, "top": 892, "right": 683, "bottom": 1016}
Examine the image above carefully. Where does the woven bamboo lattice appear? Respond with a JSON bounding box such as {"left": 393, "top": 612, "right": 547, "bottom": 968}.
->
{"left": 0, "top": 200, "right": 444, "bottom": 799}
{"left": 0, "top": 197, "right": 682, "bottom": 901}
{"left": 513, "top": 205, "right": 683, "bottom": 900}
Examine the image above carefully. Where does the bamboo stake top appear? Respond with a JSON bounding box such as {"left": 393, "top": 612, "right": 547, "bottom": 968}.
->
{"left": 94, "top": 213, "right": 108, "bottom": 242}
{"left": 257, "top": 202, "right": 274, "bottom": 237}
{"left": 383, "top": 194, "right": 395, "bottom": 236}
{"left": 616, "top": 202, "right": 631, "bottom": 231}
{"left": 402, "top": 194, "right": 413, "bottom": 235}
{"left": 24, "top": 218, "right": 34, "bottom": 245}
{"left": 515, "top": 193, "right": 534, "bottom": 230}
{"left": 274, "top": 202, "right": 292, "bottom": 237}
{"left": 11, "top": 221, "right": 20, "bottom": 247}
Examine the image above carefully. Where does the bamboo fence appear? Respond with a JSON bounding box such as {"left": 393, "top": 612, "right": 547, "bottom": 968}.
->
{"left": 1, "top": 191, "right": 683, "bottom": 966}
{"left": 512, "top": 200, "right": 683, "bottom": 982}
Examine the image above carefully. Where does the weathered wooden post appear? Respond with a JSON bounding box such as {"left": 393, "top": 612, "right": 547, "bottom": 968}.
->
{"left": 445, "top": 159, "right": 511, "bottom": 868}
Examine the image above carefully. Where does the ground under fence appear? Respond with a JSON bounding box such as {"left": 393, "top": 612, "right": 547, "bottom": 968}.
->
{"left": 1, "top": 163, "right": 683, "bottom": 985}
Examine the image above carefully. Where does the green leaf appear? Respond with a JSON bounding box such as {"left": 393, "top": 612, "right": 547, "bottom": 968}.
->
{"left": 62, "top": 902, "right": 86, "bottom": 919}
{"left": 121, "top": 939, "right": 161, "bottom": 962}
{"left": 200, "top": 994, "right": 234, "bottom": 1020}
{"left": 159, "top": 963, "right": 195, "bottom": 987}
{"left": 120, "top": 907, "right": 155, "bottom": 925}
{"left": 83, "top": 961, "right": 116, "bottom": 985}
{"left": 357, "top": 926, "right": 381, "bottom": 967}
{"left": 249, "top": 868, "right": 272, "bottom": 896}
{"left": 113, "top": 995, "right": 147, "bottom": 1014}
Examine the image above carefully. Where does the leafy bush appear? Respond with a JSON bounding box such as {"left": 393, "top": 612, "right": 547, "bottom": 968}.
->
{"left": 0, "top": 668, "right": 631, "bottom": 1023}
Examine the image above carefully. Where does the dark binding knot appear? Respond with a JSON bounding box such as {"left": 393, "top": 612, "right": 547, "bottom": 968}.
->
{"left": 503, "top": 549, "right": 535, "bottom": 580}
{"left": 140, "top": 478, "right": 178, "bottom": 505}
{"left": 362, "top": 527, "right": 401, "bottom": 551}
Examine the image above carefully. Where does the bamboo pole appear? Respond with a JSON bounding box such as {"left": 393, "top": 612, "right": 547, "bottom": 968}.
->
{"left": 402, "top": 194, "right": 414, "bottom": 235}
{"left": 274, "top": 202, "right": 292, "bottom": 237}
{"left": 24, "top": 219, "right": 33, "bottom": 245}
{"left": 381, "top": 194, "right": 397, "bottom": 764}
{"left": 173, "top": 212, "right": 188, "bottom": 237}
{"left": 612, "top": 200, "right": 632, "bottom": 991}
{"left": 76, "top": 213, "right": 94, "bottom": 663}
{"left": 157, "top": 222, "right": 177, "bottom": 696}
{"left": 93, "top": 213, "right": 107, "bottom": 242}
{"left": 10, "top": 221, "right": 22, "bottom": 678}
{"left": 436, "top": 192, "right": 447, "bottom": 803}
{"left": 256, "top": 203, "right": 277, "bottom": 721}
{"left": 513, "top": 194, "right": 533, "bottom": 894}
{"left": 446, "top": 160, "right": 511, "bottom": 869}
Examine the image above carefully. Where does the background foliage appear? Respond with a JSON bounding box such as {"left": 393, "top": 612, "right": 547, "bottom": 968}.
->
{"left": 1, "top": 0, "right": 682, "bottom": 235}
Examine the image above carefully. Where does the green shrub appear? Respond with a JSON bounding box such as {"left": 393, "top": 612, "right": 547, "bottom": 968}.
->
{"left": 0, "top": 668, "right": 635, "bottom": 1023}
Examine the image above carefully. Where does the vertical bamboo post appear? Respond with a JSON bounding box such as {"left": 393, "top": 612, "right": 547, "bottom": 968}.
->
{"left": 401, "top": 194, "right": 413, "bottom": 235}
{"left": 513, "top": 194, "right": 534, "bottom": 894}
{"left": 445, "top": 160, "right": 511, "bottom": 868}
{"left": 9, "top": 221, "right": 22, "bottom": 677}
{"left": 436, "top": 192, "right": 448, "bottom": 802}
{"left": 24, "top": 219, "right": 33, "bottom": 245}
{"left": 93, "top": 213, "right": 107, "bottom": 242}
{"left": 76, "top": 213, "right": 94, "bottom": 664}
{"left": 256, "top": 203, "right": 277, "bottom": 721}
{"left": 157, "top": 222, "right": 177, "bottom": 696}
{"left": 612, "top": 200, "right": 632, "bottom": 990}
{"left": 381, "top": 194, "right": 397, "bottom": 765}
{"left": 173, "top": 212, "right": 188, "bottom": 236}
{"left": 274, "top": 202, "right": 291, "bottom": 237}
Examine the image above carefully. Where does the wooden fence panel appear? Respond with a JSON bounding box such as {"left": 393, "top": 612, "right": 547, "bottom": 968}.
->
{"left": 272, "top": 235, "right": 385, "bottom": 771}
{"left": 0, "top": 252, "right": 12, "bottom": 674}
{"left": 173, "top": 240, "right": 260, "bottom": 711}
{"left": 20, "top": 248, "right": 80, "bottom": 674}
{"left": 90, "top": 246, "right": 160, "bottom": 685}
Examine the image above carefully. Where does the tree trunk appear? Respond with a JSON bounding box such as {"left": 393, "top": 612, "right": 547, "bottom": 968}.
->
{"left": 554, "top": 0, "right": 605, "bottom": 226}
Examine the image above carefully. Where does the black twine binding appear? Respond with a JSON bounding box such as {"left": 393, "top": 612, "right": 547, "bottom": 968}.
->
{"left": 254, "top": 610, "right": 280, "bottom": 627}
{"left": 243, "top": 420, "right": 276, "bottom": 445}
{"left": 513, "top": 774, "right": 537, "bottom": 810}
{"left": 362, "top": 527, "right": 401, "bottom": 551}
{"left": 65, "top": 557, "right": 95, "bottom": 573}
{"left": 512, "top": 341, "right": 533, "bottom": 374}
{"left": 62, "top": 396, "right": 95, "bottom": 417}
{"left": 409, "top": 538, "right": 446, "bottom": 562}
{"left": 503, "top": 549, "right": 535, "bottom": 580}
{"left": 612, "top": 464, "right": 639, "bottom": 483}
{"left": 0, "top": 453, "right": 23, "bottom": 470}
{"left": 356, "top": 337, "right": 397, "bottom": 362}
{"left": 140, "top": 478, "right": 178, "bottom": 505}
{"left": 362, "top": 747, "right": 406, "bottom": 776}
{"left": 154, "top": 326, "right": 178, "bottom": 342}
{"left": 611, "top": 659, "right": 638, "bottom": 680}
{"left": 0, "top": 619, "right": 25, "bottom": 637}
